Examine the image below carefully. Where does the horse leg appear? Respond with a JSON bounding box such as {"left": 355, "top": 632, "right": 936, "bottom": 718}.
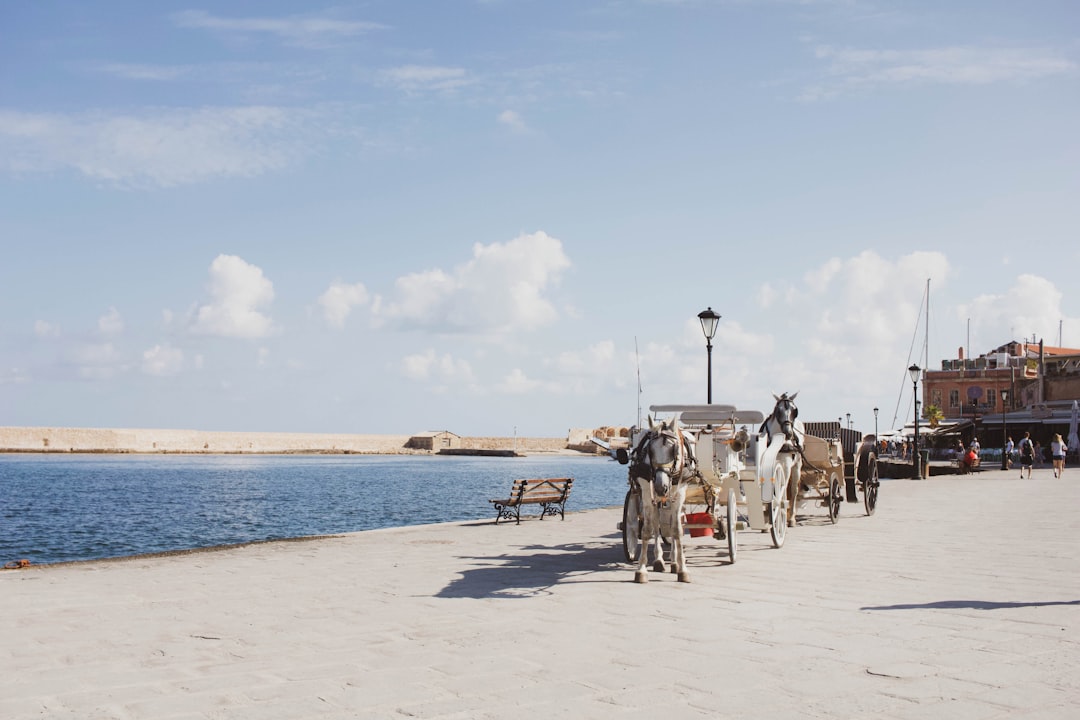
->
{"left": 635, "top": 504, "right": 656, "bottom": 583}
{"left": 786, "top": 457, "right": 801, "bottom": 527}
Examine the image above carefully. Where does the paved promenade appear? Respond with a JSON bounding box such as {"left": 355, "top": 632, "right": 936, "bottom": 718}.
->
{"left": 2, "top": 467, "right": 1078, "bottom": 719}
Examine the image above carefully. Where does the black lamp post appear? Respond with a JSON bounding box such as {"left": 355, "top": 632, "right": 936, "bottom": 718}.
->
{"left": 908, "top": 364, "right": 922, "bottom": 479}
{"left": 1000, "top": 389, "right": 1009, "bottom": 470}
{"left": 873, "top": 407, "right": 879, "bottom": 437}
{"left": 697, "top": 307, "right": 720, "bottom": 404}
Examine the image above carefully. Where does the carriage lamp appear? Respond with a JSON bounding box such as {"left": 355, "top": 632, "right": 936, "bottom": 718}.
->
{"left": 1000, "top": 390, "right": 1009, "bottom": 470}
{"left": 873, "top": 407, "right": 879, "bottom": 437}
{"left": 846, "top": 413, "right": 851, "bottom": 431}
{"left": 698, "top": 307, "right": 721, "bottom": 404}
{"left": 908, "top": 364, "right": 921, "bottom": 479}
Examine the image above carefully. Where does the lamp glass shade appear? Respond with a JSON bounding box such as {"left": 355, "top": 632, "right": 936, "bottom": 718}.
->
{"left": 907, "top": 364, "right": 921, "bottom": 384}
{"left": 698, "top": 307, "right": 720, "bottom": 340}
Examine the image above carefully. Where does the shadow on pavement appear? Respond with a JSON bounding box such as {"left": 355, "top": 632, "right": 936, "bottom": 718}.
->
{"left": 861, "top": 599, "right": 1080, "bottom": 611}
{"left": 435, "top": 538, "right": 625, "bottom": 599}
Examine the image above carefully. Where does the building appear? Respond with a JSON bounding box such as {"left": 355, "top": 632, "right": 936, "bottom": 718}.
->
{"left": 921, "top": 340, "right": 1080, "bottom": 452}
{"left": 404, "top": 431, "right": 462, "bottom": 452}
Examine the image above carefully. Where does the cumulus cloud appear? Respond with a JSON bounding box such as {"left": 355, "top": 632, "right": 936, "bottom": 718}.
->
{"left": 98, "top": 307, "right": 124, "bottom": 335}
{"left": 0, "top": 106, "right": 314, "bottom": 187}
{"left": 961, "top": 274, "right": 1079, "bottom": 350}
{"left": 190, "top": 254, "right": 276, "bottom": 339}
{"left": 142, "top": 344, "right": 184, "bottom": 376}
{"left": 401, "top": 349, "right": 475, "bottom": 385}
{"left": 802, "top": 44, "right": 1077, "bottom": 101}
{"left": 373, "top": 232, "right": 571, "bottom": 334}
{"left": 318, "top": 280, "right": 369, "bottom": 328}
{"left": 496, "top": 368, "right": 543, "bottom": 395}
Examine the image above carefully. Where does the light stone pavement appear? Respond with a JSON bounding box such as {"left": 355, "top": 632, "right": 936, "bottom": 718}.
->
{"left": 2, "top": 467, "right": 1078, "bottom": 719}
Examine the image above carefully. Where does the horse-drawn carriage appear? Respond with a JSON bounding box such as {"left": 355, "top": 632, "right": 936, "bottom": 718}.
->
{"left": 617, "top": 397, "right": 801, "bottom": 581}
{"left": 796, "top": 428, "right": 880, "bottom": 522}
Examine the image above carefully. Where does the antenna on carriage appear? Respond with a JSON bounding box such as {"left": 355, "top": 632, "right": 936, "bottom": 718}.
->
{"left": 635, "top": 336, "right": 643, "bottom": 429}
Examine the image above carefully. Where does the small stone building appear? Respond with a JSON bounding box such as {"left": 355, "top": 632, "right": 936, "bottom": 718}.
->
{"left": 405, "top": 431, "right": 462, "bottom": 452}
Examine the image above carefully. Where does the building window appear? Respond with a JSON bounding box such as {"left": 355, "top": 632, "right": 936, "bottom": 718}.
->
{"left": 949, "top": 389, "right": 959, "bottom": 409}
{"left": 985, "top": 389, "right": 996, "bottom": 409}
{"left": 931, "top": 389, "right": 942, "bottom": 409}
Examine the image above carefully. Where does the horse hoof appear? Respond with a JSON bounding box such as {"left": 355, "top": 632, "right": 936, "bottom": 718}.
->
{"left": 652, "top": 561, "right": 666, "bottom": 573}
{"left": 787, "top": 518, "right": 795, "bottom": 527}
{"left": 678, "top": 571, "right": 691, "bottom": 583}
{"left": 670, "top": 564, "right": 679, "bottom": 574}
{"left": 634, "top": 572, "right": 649, "bottom": 584}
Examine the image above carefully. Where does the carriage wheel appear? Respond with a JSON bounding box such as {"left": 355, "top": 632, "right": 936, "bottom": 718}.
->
{"left": 622, "top": 489, "right": 642, "bottom": 563}
{"left": 863, "top": 455, "right": 879, "bottom": 516}
{"left": 769, "top": 465, "right": 787, "bottom": 548}
{"left": 827, "top": 472, "right": 842, "bottom": 524}
{"left": 726, "top": 488, "right": 738, "bottom": 564}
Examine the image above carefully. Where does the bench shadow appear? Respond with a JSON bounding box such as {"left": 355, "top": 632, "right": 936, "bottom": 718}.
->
{"left": 861, "top": 599, "right": 1080, "bottom": 611}
{"left": 435, "top": 535, "right": 627, "bottom": 599}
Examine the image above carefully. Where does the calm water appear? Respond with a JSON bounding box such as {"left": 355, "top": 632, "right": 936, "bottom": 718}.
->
{"left": 0, "top": 454, "right": 627, "bottom": 565}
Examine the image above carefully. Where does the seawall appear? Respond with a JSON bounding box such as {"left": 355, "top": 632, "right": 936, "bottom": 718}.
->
{"left": 0, "top": 427, "right": 578, "bottom": 455}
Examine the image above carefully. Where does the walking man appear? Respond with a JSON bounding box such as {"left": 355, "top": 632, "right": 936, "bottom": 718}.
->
{"left": 1019, "top": 432, "right": 1035, "bottom": 479}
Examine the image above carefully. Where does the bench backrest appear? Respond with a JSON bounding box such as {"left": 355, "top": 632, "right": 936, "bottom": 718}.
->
{"left": 512, "top": 477, "right": 573, "bottom": 501}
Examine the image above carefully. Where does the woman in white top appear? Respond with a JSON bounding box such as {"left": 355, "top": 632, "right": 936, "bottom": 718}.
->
{"left": 1050, "top": 433, "right": 1067, "bottom": 478}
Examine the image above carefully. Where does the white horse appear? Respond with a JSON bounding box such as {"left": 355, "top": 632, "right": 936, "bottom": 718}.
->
{"left": 628, "top": 415, "right": 697, "bottom": 583}
{"left": 760, "top": 392, "right": 805, "bottom": 527}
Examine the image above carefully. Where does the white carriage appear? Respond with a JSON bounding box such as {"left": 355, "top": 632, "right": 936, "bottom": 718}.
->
{"left": 619, "top": 404, "right": 792, "bottom": 566}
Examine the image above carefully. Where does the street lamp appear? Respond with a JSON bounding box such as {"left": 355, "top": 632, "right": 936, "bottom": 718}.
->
{"left": 908, "top": 364, "right": 922, "bottom": 479}
{"left": 846, "top": 413, "right": 851, "bottom": 430}
{"left": 874, "top": 407, "right": 879, "bottom": 437}
{"left": 1000, "top": 390, "right": 1009, "bottom": 470}
{"left": 697, "top": 307, "right": 720, "bottom": 404}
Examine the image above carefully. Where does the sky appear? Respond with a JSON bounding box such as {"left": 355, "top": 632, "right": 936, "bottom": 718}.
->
{"left": 1, "top": 1, "right": 1078, "bottom": 438}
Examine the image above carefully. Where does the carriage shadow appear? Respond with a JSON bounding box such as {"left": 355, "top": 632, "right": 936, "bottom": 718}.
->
{"left": 435, "top": 534, "right": 627, "bottom": 599}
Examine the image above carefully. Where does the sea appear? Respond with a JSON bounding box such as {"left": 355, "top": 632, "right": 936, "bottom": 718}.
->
{"left": 0, "top": 453, "right": 628, "bottom": 566}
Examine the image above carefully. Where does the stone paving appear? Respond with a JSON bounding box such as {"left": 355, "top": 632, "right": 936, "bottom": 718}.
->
{"left": 2, "top": 467, "right": 1078, "bottom": 719}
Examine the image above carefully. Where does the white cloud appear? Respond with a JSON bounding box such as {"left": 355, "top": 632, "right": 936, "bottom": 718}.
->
{"left": 0, "top": 106, "right": 313, "bottom": 187}
{"left": 190, "top": 254, "right": 276, "bottom": 339}
{"left": 318, "top": 280, "right": 369, "bottom": 328}
{"left": 1, "top": 368, "right": 29, "bottom": 385}
{"left": 142, "top": 344, "right": 184, "bottom": 376}
{"left": 257, "top": 347, "right": 270, "bottom": 366}
{"left": 497, "top": 110, "right": 528, "bottom": 132}
{"left": 961, "top": 274, "right": 1079, "bottom": 350}
{"left": 172, "top": 10, "right": 386, "bottom": 48}
{"left": 401, "top": 349, "right": 475, "bottom": 385}
{"left": 97, "top": 63, "right": 193, "bottom": 81}
{"left": 373, "top": 232, "right": 571, "bottom": 334}
{"left": 98, "top": 307, "right": 124, "bottom": 335}
{"left": 34, "top": 320, "right": 60, "bottom": 338}
{"left": 496, "top": 368, "right": 542, "bottom": 395}
{"left": 802, "top": 44, "right": 1077, "bottom": 100}
{"left": 377, "top": 65, "right": 471, "bottom": 92}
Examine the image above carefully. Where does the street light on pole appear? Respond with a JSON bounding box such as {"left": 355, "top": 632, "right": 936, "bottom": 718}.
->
{"left": 846, "top": 413, "right": 851, "bottom": 431}
{"left": 697, "top": 307, "right": 720, "bottom": 404}
{"left": 874, "top": 407, "right": 879, "bottom": 437}
{"left": 1000, "top": 390, "right": 1009, "bottom": 470}
{"left": 908, "top": 364, "right": 922, "bottom": 479}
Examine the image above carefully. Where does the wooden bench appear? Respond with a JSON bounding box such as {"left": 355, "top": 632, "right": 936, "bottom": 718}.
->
{"left": 489, "top": 478, "right": 573, "bottom": 524}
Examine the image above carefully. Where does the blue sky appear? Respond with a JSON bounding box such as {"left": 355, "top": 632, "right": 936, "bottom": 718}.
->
{"left": 1, "top": 0, "right": 1078, "bottom": 437}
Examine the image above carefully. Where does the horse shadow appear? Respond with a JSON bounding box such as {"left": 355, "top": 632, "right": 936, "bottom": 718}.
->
{"left": 435, "top": 533, "right": 626, "bottom": 599}
{"left": 861, "top": 599, "right": 1080, "bottom": 611}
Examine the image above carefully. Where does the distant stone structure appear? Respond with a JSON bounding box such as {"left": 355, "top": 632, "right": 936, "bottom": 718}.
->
{"left": 0, "top": 426, "right": 584, "bottom": 455}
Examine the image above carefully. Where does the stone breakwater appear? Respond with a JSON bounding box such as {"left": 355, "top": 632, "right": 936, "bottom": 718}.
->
{"left": 0, "top": 427, "right": 578, "bottom": 455}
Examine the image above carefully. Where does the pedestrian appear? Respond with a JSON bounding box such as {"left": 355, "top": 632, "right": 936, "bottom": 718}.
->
{"left": 1051, "top": 433, "right": 1067, "bottom": 478}
{"left": 1018, "top": 432, "right": 1034, "bottom": 479}
{"left": 1004, "top": 436, "right": 1014, "bottom": 469}
{"left": 1034, "top": 441, "right": 1043, "bottom": 467}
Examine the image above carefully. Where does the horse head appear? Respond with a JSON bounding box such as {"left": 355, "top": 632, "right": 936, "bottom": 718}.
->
{"left": 768, "top": 392, "right": 801, "bottom": 446}
{"left": 635, "top": 415, "right": 686, "bottom": 498}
